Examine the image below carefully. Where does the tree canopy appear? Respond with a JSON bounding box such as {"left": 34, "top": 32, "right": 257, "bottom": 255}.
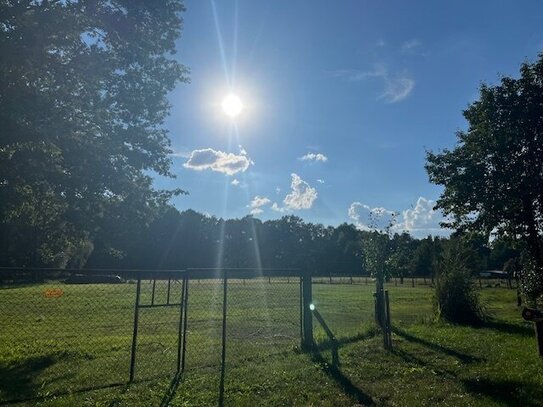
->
{"left": 0, "top": 1, "right": 188, "bottom": 267}
{"left": 426, "top": 54, "right": 543, "bottom": 299}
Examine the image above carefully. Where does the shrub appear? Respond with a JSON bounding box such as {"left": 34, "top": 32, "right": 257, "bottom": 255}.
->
{"left": 434, "top": 238, "right": 485, "bottom": 325}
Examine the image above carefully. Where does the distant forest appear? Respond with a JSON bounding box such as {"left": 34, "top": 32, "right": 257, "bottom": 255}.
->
{"left": 72, "top": 207, "right": 519, "bottom": 278}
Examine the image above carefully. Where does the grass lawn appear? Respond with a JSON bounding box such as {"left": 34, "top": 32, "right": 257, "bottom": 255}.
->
{"left": 1, "top": 278, "right": 542, "bottom": 406}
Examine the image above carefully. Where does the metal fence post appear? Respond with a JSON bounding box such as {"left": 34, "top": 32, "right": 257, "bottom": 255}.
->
{"left": 176, "top": 275, "right": 186, "bottom": 374}
{"left": 129, "top": 277, "right": 141, "bottom": 382}
{"left": 219, "top": 270, "right": 228, "bottom": 406}
{"left": 302, "top": 271, "right": 313, "bottom": 351}
{"left": 181, "top": 276, "right": 189, "bottom": 373}
{"left": 299, "top": 275, "right": 303, "bottom": 348}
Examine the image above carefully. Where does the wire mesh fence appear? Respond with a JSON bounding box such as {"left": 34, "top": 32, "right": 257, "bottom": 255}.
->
{"left": 0, "top": 267, "right": 512, "bottom": 404}
{"left": 0, "top": 269, "right": 139, "bottom": 403}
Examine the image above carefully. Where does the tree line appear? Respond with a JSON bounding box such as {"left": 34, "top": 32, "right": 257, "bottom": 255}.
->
{"left": 79, "top": 207, "right": 519, "bottom": 281}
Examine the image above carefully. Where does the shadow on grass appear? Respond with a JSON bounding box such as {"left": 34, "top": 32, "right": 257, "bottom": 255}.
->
{"left": 0, "top": 355, "right": 56, "bottom": 402}
{"left": 482, "top": 320, "right": 533, "bottom": 337}
{"left": 392, "top": 328, "right": 484, "bottom": 363}
{"left": 462, "top": 378, "right": 542, "bottom": 407}
{"left": 310, "top": 310, "right": 375, "bottom": 406}
{"left": 0, "top": 354, "right": 128, "bottom": 405}
{"left": 392, "top": 348, "right": 458, "bottom": 380}
{"left": 311, "top": 351, "right": 375, "bottom": 406}
{"left": 158, "top": 373, "right": 183, "bottom": 407}
{"left": 316, "top": 330, "right": 378, "bottom": 352}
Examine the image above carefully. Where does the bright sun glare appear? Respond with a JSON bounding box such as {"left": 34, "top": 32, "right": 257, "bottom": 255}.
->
{"left": 222, "top": 93, "right": 243, "bottom": 118}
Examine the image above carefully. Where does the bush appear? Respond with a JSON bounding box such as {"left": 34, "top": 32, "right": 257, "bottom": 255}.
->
{"left": 434, "top": 238, "right": 485, "bottom": 325}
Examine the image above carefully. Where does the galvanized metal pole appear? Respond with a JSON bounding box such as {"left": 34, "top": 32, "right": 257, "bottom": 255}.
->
{"left": 129, "top": 278, "right": 141, "bottom": 382}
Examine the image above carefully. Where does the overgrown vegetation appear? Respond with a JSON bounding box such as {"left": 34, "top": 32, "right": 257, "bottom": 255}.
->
{"left": 434, "top": 238, "right": 486, "bottom": 325}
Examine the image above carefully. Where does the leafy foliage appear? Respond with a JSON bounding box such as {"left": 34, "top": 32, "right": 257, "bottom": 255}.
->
{"left": 435, "top": 238, "right": 485, "bottom": 325}
{"left": 0, "top": 1, "right": 188, "bottom": 266}
{"left": 426, "top": 53, "right": 543, "bottom": 300}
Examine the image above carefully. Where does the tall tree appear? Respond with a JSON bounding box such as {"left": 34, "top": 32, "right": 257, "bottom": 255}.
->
{"left": 0, "top": 1, "right": 188, "bottom": 266}
{"left": 426, "top": 54, "right": 543, "bottom": 354}
{"left": 426, "top": 54, "right": 543, "bottom": 301}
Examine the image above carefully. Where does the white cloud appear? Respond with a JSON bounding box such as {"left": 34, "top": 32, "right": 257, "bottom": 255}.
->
{"left": 272, "top": 174, "right": 318, "bottom": 212}
{"left": 231, "top": 179, "right": 240, "bottom": 186}
{"left": 275, "top": 187, "right": 281, "bottom": 194}
{"left": 332, "top": 66, "right": 415, "bottom": 103}
{"left": 183, "top": 148, "right": 253, "bottom": 176}
{"left": 271, "top": 202, "right": 286, "bottom": 213}
{"left": 348, "top": 197, "right": 451, "bottom": 238}
{"left": 380, "top": 75, "right": 415, "bottom": 103}
{"left": 348, "top": 202, "right": 397, "bottom": 231}
{"left": 283, "top": 173, "right": 317, "bottom": 210}
{"left": 248, "top": 195, "right": 271, "bottom": 215}
{"left": 399, "top": 197, "right": 451, "bottom": 238}
{"left": 300, "top": 153, "right": 328, "bottom": 162}
{"left": 316, "top": 179, "right": 325, "bottom": 184}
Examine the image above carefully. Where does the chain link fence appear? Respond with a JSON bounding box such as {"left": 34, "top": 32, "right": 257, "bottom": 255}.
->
{"left": 1, "top": 268, "right": 455, "bottom": 404}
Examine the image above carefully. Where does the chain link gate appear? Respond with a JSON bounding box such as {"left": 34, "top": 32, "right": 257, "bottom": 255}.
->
{"left": 129, "top": 271, "right": 187, "bottom": 382}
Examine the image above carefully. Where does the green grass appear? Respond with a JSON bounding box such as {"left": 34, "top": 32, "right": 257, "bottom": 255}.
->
{"left": 1, "top": 279, "right": 541, "bottom": 406}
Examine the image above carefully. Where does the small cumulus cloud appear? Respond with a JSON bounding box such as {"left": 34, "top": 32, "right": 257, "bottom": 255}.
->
{"left": 183, "top": 147, "right": 253, "bottom": 176}
{"left": 271, "top": 202, "right": 286, "bottom": 213}
{"left": 300, "top": 153, "right": 328, "bottom": 162}
{"left": 316, "top": 179, "right": 325, "bottom": 184}
{"left": 272, "top": 174, "right": 318, "bottom": 212}
{"left": 398, "top": 197, "right": 451, "bottom": 238}
{"left": 348, "top": 202, "right": 397, "bottom": 231}
{"left": 231, "top": 179, "right": 240, "bottom": 186}
{"left": 284, "top": 173, "right": 318, "bottom": 210}
{"left": 348, "top": 197, "right": 451, "bottom": 238}
{"left": 248, "top": 195, "right": 271, "bottom": 215}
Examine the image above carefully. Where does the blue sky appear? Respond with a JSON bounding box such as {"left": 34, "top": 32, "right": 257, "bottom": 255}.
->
{"left": 156, "top": 0, "right": 543, "bottom": 237}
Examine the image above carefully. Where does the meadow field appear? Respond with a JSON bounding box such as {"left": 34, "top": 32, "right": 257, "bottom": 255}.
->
{"left": 0, "top": 278, "right": 542, "bottom": 406}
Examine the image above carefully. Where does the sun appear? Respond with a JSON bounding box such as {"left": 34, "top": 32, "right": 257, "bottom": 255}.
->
{"left": 222, "top": 93, "right": 243, "bottom": 118}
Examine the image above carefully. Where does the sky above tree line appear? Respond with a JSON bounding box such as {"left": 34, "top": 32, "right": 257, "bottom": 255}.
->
{"left": 154, "top": 0, "right": 543, "bottom": 238}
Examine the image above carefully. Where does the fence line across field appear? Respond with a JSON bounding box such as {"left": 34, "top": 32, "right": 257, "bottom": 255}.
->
{"left": 0, "top": 266, "right": 514, "bottom": 404}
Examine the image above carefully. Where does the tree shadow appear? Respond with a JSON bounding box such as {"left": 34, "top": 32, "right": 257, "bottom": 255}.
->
{"left": 392, "top": 328, "right": 484, "bottom": 363}
{"left": 0, "top": 355, "right": 56, "bottom": 402}
{"left": 482, "top": 320, "right": 533, "bottom": 337}
{"left": 462, "top": 378, "right": 543, "bottom": 407}
{"left": 392, "top": 348, "right": 458, "bottom": 380}
{"left": 0, "top": 355, "right": 128, "bottom": 405}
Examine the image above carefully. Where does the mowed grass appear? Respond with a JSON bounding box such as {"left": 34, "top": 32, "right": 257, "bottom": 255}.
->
{"left": 1, "top": 278, "right": 542, "bottom": 406}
